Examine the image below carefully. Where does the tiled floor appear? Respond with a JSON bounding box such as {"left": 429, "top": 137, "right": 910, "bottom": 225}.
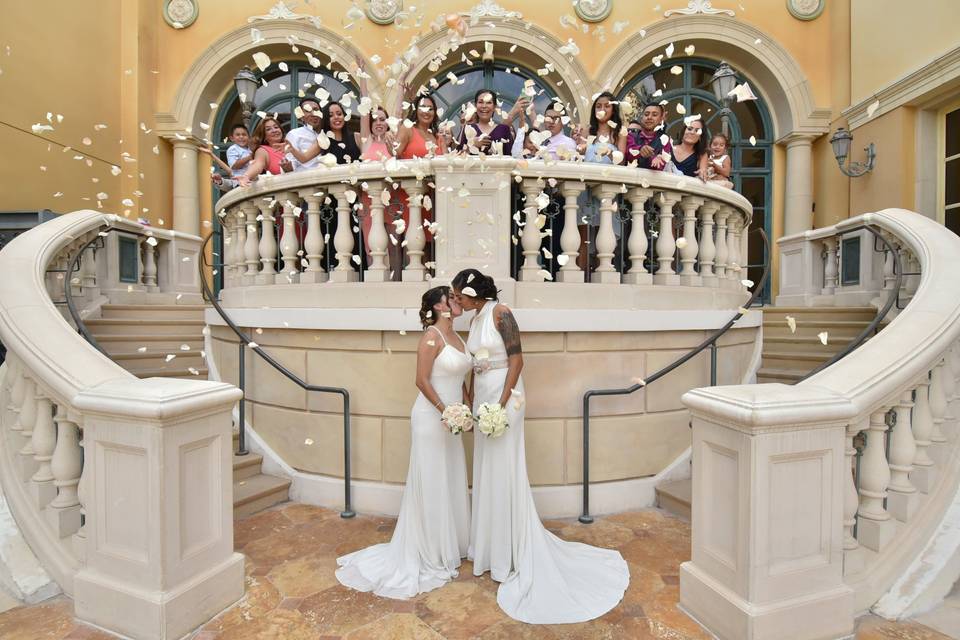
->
{"left": 0, "top": 503, "right": 955, "bottom": 639}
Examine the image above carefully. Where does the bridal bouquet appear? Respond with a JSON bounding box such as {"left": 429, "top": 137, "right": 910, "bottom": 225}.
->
{"left": 477, "top": 403, "right": 509, "bottom": 438}
{"left": 441, "top": 403, "right": 474, "bottom": 435}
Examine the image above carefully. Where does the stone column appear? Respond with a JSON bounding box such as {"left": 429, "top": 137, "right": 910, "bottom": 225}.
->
{"left": 857, "top": 408, "right": 895, "bottom": 551}
{"left": 300, "top": 191, "right": 327, "bottom": 283}
{"left": 242, "top": 203, "right": 260, "bottom": 285}
{"left": 654, "top": 192, "right": 681, "bottom": 285}
{"left": 519, "top": 181, "right": 545, "bottom": 282}
{"left": 886, "top": 389, "right": 918, "bottom": 522}
{"left": 698, "top": 201, "right": 720, "bottom": 286}
{"left": 328, "top": 185, "right": 358, "bottom": 282}
{"left": 402, "top": 181, "right": 426, "bottom": 281}
{"left": 591, "top": 184, "right": 621, "bottom": 283}
{"left": 822, "top": 236, "right": 839, "bottom": 296}
{"left": 172, "top": 140, "right": 200, "bottom": 236}
{"left": 276, "top": 193, "right": 300, "bottom": 284}
{"left": 557, "top": 182, "right": 586, "bottom": 283}
{"left": 678, "top": 196, "right": 703, "bottom": 286}
{"left": 365, "top": 181, "right": 390, "bottom": 282}
{"left": 783, "top": 134, "right": 815, "bottom": 237}
{"left": 623, "top": 187, "right": 653, "bottom": 285}
{"left": 912, "top": 374, "right": 937, "bottom": 493}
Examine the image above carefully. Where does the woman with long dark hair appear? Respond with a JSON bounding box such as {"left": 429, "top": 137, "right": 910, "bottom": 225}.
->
{"left": 336, "top": 286, "right": 472, "bottom": 599}
{"left": 236, "top": 117, "right": 292, "bottom": 186}
{"left": 395, "top": 93, "right": 451, "bottom": 158}
{"left": 670, "top": 117, "right": 706, "bottom": 177}
{"left": 451, "top": 269, "right": 629, "bottom": 624}
{"left": 285, "top": 100, "right": 363, "bottom": 166}
{"left": 457, "top": 89, "right": 529, "bottom": 155}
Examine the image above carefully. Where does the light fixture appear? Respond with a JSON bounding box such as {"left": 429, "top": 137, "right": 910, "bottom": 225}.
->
{"left": 829, "top": 127, "right": 875, "bottom": 177}
{"left": 233, "top": 66, "right": 259, "bottom": 129}
{"left": 710, "top": 62, "right": 737, "bottom": 136}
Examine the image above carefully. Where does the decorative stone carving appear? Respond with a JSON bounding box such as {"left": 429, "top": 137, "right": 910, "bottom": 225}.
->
{"left": 787, "top": 0, "right": 825, "bottom": 21}
{"left": 465, "top": 0, "right": 523, "bottom": 20}
{"left": 163, "top": 0, "right": 198, "bottom": 29}
{"left": 365, "top": 0, "right": 401, "bottom": 25}
{"left": 248, "top": 1, "right": 322, "bottom": 29}
{"left": 575, "top": 0, "right": 612, "bottom": 23}
{"left": 664, "top": 0, "right": 735, "bottom": 17}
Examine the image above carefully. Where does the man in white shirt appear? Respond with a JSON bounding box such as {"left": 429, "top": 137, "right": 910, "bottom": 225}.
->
{"left": 540, "top": 105, "right": 578, "bottom": 161}
{"left": 285, "top": 98, "right": 323, "bottom": 171}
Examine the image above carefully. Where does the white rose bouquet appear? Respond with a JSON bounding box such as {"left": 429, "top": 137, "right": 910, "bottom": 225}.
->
{"left": 441, "top": 403, "right": 475, "bottom": 435}
{"left": 477, "top": 402, "right": 509, "bottom": 438}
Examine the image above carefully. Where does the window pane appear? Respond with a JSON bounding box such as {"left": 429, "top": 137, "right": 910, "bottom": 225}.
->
{"left": 946, "top": 209, "right": 960, "bottom": 236}
{"left": 691, "top": 64, "right": 714, "bottom": 91}
{"left": 947, "top": 107, "right": 960, "bottom": 158}
{"left": 947, "top": 157, "right": 960, "bottom": 206}
{"left": 741, "top": 176, "right": 766, "bottom": 208}
{"left": 740, "top": 147, "right": 766, "bottom": 168}
{"left": 731, "top": 98, "right": 766, "bottom": 141}
{"left": 255, "top": 71, "right": 293, "bottom": 106}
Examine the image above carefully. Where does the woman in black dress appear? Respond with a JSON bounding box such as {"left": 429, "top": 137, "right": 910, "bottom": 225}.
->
{"left": 671, "top": 118, "right": 706, "bottom": 178}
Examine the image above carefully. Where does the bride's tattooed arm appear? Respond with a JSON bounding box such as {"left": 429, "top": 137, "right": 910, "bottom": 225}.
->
{"left": 495, "top": 307, "right": 522, "bottom": 356}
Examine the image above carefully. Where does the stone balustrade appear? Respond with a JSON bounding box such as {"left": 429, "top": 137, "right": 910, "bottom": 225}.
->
{"left": 680, "top": 209, "right": 960, "bottom": 640}
{"left": 0, "top": 211, "right": 242, "bottom": 640}
{"left": 213, "top": 157, "right": 754, "bottom": 309}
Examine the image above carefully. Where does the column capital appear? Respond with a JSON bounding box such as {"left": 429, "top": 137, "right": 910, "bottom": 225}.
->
{"left": 777, "top": 131, "right": 819, "bottom": 147}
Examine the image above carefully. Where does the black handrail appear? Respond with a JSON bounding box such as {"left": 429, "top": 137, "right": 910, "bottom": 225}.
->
{"left": 578, "top": 228, "right": 771, "bottom": 524}
{"left": 64, "top": 231, "right": 110, "bottom": 357}
{"left": 199, "top": 230, "right": 355, "bottom": 518}
{"left": 797, "top": 224, "right": 902, "bottom": 381}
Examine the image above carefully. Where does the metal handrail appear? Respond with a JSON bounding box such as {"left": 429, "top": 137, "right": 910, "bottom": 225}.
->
{"left": 64, "top": 231, "right": 110, "bottom": 357}
{"left": 199, "top": 230, "right": 355, "bottom": 518}
{"left": 578, "top": 228, "right": 771, "bottom": 523}
{"left": 798, "top": 225, "right": 902, "bottom": 381}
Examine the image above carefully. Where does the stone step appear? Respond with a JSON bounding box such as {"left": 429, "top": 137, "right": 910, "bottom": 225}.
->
{"left": 761, "top": 335, "right": 851, "bottom": 355}
{"left": 655, "top": 479, "right": 691, "bottom": 520}
{"left": 760, "top": 306, "right": 877, "bottom": 323}
{"left": 105, "top": 350, "right": 205, "bottom": 370}
{"left": 99, "top": 304, "right": 207, "bottom": 320}
{"left": 756, "top": 367, "right": 805, "bottom": 384}
{"left": 85, "top": 318, "right": 206, "bottom": 335}
{"left": 88, "top": 334, "right": 205, "bottom": 351}
{"left": 233, "top": 474, "right": 291, "bottom": 519}
{"left": 233, "top": 453, "right": 264, "bottom": 483}
{"left": 760, "top": 350, "right": 832, "bottom": 373}
{"left": 133, "top": 366, "right": 208, "bottom": 379}
{"left": 762, "top": 319, "right": 873, "bottom": 339}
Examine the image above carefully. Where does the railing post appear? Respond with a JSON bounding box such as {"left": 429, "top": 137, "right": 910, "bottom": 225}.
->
{"left": 714, "top": 206, "right": 730, "bottom": 281}
{"left": 328, "top": 184, "right": 358, "bottom": 282}
{"left": 886, "top": 388, "right": 918, "bottom": 521}
{"left": 401, "top": 180, "right": 427, "bottom": 281}
{"left": 928, "top": 358, "right": 948, "bottom": 463}
{"left": 856, "top": 407, "right": 895, "bottom": 551}
{"left": 911, "top": 374, "right": 937, "bottom": 493}
{"left": 300, "top": 190, "right": 328, "bottom": 283}
{"left": 29, "top": 392, "right": 58, "bottom": 510}
{"left": 242, "top": 202, "right": 260, "bottom": 285}
{"left": 623, "top": 187, "right": 653, "bottom": 285}
{"left": 698, "top": 201, "right": 720, "bottom": 286}
{"left": 256, "top": 200, "right": 278, "bottom": 284}
{"left": 47, "top": 404, "right": 83, "bottom": 537}
{"left": 653, "top": 192, "right": 681, "bottom": 285}
{"left": 364, "top": 180, "right": 390, "bottom": 282}
{"left": 7, "top": 359, "right": 25, "bottom": 433}
{"left": 237, "top": 340, "right": 248, "bottom": 456}
{"left": 679, "top": 195, "right": 703, "bottom": 286}
{"left": 341, "top": 392, "right": 355, "bottom": 518}
{"left": 519, "top": 180, "right": 546, "bottom": 282}
{"left": 557, "top": 181, "right": 586, "bottom": 283}
{"left": 822, "top": 236, "right": 839, "bottom": 295}
{"left": 230, "top": 208, "right": 245, "bottom": 289}
{"left": 143, "top": 239, "right": 158, "bottom": 291}
{"left": 81, "top": 243, "right": 98, "bottom": 294}
{"left": 579, "top": 393, "right": 593, "bottom": 524}
{"left": 726, "top": 214, "right": 743, "bottom": 288}
{"left": 276, "top": 192, "right": 300, "bottom": 284}
{"left": 591, "top": 184, "right": 621, "bottom": 283}
{"left": 843, "top": 420, "right": 863, "bottom": 553}
{"left": 17, "top": 377, "right": 39, "bottom": 481}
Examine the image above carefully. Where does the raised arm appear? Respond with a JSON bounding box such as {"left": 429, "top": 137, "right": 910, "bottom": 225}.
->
{"left": 285, "top": 138, "right": 322, "bottom": 164}
{"left": 493, "top": 304, "right": 524, "bottom": 409}
{"left": 415, "top": 329, "right": 447, "bottom": 414}
{"left": 236, "top": 147, "right": 269, "bottom": 187}
{"left": 200, "top": 146, "right": 233, "bottom": 174}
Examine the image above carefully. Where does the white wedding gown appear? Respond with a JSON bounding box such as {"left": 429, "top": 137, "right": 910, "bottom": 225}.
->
{"left": 467, "top": 301, "right": 630, "bottom": 624}
{"left": 336, "top": 326, "right": 472, "bottom": 599}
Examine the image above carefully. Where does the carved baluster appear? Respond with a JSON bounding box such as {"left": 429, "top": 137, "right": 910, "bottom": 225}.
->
{"left": 821, "top": 236, "right": 839, "bottom": 295}
{"left": 653, "top": 192, "right": 681, "bottom": 285}
{"left": 242, "top": 202, "right": 260, "bottom": 285}
{"left": 7, "top": 359, "right": 25, "bottom": 433}
{"left": 47, "top": 405, "right": 82, "bottom": 537}
{"left": 276, "top": 193, "right": 300, "bottom": 284}
{"left": 698, "top": 201, "right": 719, "bottom": 286}
{"left": 519, "top": 181, "right": 545, "bottom": 281}
{"left": 223, "top": 210, "right": 238, "bottom": 287}
{"left": 929, "top": 358, "right": 948, "bottom": 459}
{"left": 714, "top": 206, "right": 731, "bottom": 281}
{"left": 30, "top": 392, "right": 57, "bottom": 508}
{"left": 912, "top": 374, "right": 938, "bottom": 493}
{"left": 143, "top": 238, "right": 158, "bottom": 290}
{"left": 80, "top": 243, "right": 97, "bottom": 292}
{"left": 857, "top": 408, "right": 895, "bottom": 551}
{"left": 678, "top": 196, "right": 703, "bottom": 285}
{"left": 329, "top": 185, "right": 358, "bottom": 282}
{"left": 300, "top": 190, "right": 327, "bottom": 283}
{"left": 887, "top": 389, "right": 918, "bottom": 522}
{"left": 364, "top": 181, "right": 390, "bottom": 282}
{"left": 556, "top": 182, "right": 586, "bottom": 283}
{"left": 843, "top": 421, "right": 863, "bottom": 551}
{"left": 256, "top": 199, "right": 278, "bottom": 284}
{"left": 73, "top": 425, "right": 88, "bottom": 560}
{"left": 229, "top": 209, "right": 245, "bottom": 289}
{"left": 726, "top": 214, "right": 743, "bottom": 287}
{"left": 18, "top": 377, "right": 37, "bottom": 462}
{"left": 402, "top": 180, "right": 427, "bottom": 281}
{"left": 942, "top": 347, "right": 957, "bottom": 428}
{"left": 623, "top": 187, "right": 653, "bottom": 285}
{"left": 592, "top": 184, "right": 621, "bottom": 283}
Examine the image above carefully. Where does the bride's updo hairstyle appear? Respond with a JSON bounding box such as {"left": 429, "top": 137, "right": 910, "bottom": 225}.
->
{"left": 419, "top": 286, "right": 451, "bottom": 328}
{"left": 451, "top": 269, "right": 498, "bottom": 300}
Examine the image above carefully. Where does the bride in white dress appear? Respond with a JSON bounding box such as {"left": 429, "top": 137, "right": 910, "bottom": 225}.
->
{"left": 452, "top": 269, "right": 630, "bottom": 624}
{"left": 336, "top": 286, "right": 472, "bottom": 598}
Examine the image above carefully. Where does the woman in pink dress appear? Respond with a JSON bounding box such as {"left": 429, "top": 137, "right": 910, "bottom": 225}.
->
{"left": 236, "top": 117, "right": 291, "bottom": 186}
{"left": 360, "top": 106, "right": 399, "bottom": 271}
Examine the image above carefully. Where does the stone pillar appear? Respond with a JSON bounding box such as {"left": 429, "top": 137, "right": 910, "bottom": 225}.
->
{"left": 857, "top": 408, "right": 895, "bottom": 551}
{"left": 886, "top": 389, "right": 918, "bottom": 522}
{"left": 172, "top": 140, "right": 200, "bottom": 236}
{"left": 783, "top": 134, "right": 815, "bottom": 237}
{"left": 592, "top": 184, "right": 621, "bottom": 283}
{"left": 401, "top": 181, "right": 427, "bottom": 282}
{"left": 678, "top": 195, "right": 703, "bottom": 286}
{"left": 519, "top": 181, "right": 545, "bottom": 282}
{"left": 557, "top": 182, "right": 586, "bottom": 283}
{"left": 698, "top": 201, "right": 719, "bottom": 286}
{"left": 623, "top": 187, "right": 653, "bottom": 285}
{"left": 654, "top": 192, "right": 681, "bottom": 285}
{"left": 300, "top": 191, "right": 327, "bottom": 283}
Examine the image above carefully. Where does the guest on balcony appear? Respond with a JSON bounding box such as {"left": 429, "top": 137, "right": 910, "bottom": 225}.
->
{"left": 360, "top": 106, "right": 394, "bottom": 163}
{"left": 670, "top": 118, "right": 706, "bottom": 178}
{"left": 360, "top": 106, "right": 400, "bottom": 273}
{"left": 286, "top": 98, "right": 324, "bottom": 171}
{"left": 395, "top": 94, "right": 450, "bottom": 159}
{"left": 457, "top": 90, "right": 527, "bottom": 155}
{"left": 535, "top": 103, "right": 578, "bottom": 161}
{"left": 236, "top": 117, "right": 294, "bottom": 187}
{"left": 701, "top": 132, "right": 734, "bottom": 189}
{"left": 204, "top": 123, "right": 251, "bottom": 192}
{"left": 285, "top": 101, "right": 362, "bottom": 166}
{"left": 626, "top": 103, "right": 672, "bottom": 171}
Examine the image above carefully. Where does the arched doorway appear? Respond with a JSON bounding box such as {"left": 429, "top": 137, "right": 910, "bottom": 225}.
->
{"left": 618, "top": 58, "right": 774, "bottom": 302}
{"left": 210, "top": 61, "right": 359, "bottom": 291}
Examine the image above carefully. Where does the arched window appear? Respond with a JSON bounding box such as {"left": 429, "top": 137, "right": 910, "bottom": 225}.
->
{"left": 431, "top": 61, "right": 559, "bottom": 126}
{"left": 619, "top": 58, "right": 773, "bottom": 302}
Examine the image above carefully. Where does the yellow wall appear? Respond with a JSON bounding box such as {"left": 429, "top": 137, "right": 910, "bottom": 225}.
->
{"left": 850, "top": 0, "right": 960, "bottom": 105}
{"left": 849, "top": 106, "right": 917, "bottom": 215}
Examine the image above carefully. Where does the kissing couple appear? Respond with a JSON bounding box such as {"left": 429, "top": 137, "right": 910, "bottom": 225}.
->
{"left": 335, "top": 268, "right": 630, "bottom": 624}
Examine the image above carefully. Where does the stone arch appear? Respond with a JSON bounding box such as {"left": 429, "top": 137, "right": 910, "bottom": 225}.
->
{"left": 401, "top": 19, "right": 595, "bottom": 122}
{"left": 155, "top": 20, "right": 386, "bottom": 137}
{"left": 596, "top": 15, "right": 830, "bottom": 141}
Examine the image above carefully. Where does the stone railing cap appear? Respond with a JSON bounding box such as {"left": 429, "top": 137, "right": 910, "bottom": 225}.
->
{"left": 73, "top": 378, "right": 242, "bottom": 421}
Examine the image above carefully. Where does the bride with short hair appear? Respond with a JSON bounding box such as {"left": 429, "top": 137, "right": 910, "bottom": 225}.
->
{"left": 335, "top": 286, "right": 472, "bottom": 598}
{"left": 452, "top": 268, "right": 630, "bottom": 624}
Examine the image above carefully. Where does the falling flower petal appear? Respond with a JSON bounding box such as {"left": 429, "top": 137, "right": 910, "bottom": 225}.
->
{"left": 866, "top": 99, "right": 880, "bottom": 119}
{"left": 818, "top": 331, "right": 829, "bottom": 345}
{"left": 786, "top": 316, "right": 797, "bottom": 333}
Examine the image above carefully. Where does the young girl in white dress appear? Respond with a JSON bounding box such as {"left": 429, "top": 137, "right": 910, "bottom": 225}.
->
{"left": 452, "top": 269, "right": 630, "bottom": 624}
{"left": 336, "top": 286, "right": 472, "bottom": 599}
{"left": 700, "top": 132, "right": 734, "bottom": 189}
